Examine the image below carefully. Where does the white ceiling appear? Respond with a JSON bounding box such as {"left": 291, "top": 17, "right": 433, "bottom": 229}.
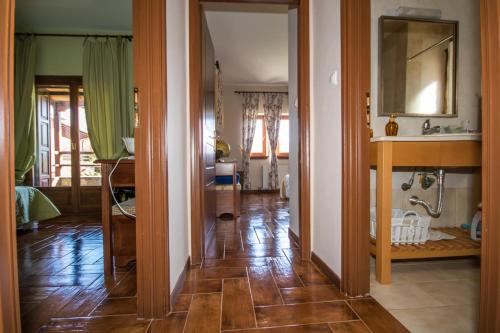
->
{"left": 204, "top": 6, "right": 289, "bottom": 85}
{"left": 15, "top": 0, "right": 132, "bottom": 34}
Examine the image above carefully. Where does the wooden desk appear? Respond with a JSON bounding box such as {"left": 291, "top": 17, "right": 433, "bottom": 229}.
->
{"left": 96, "top": 159, "right": 135, "bottom": 277}
{"left": 370, "top": 140, "right": 481, "bottom": 284}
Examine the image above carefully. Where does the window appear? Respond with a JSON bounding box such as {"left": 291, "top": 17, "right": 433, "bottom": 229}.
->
{"left": 250, "top": 116, "right": 267, "bottom": 158}
{"left": 250, "top": 115, "right": 289, "bottom": 159}
{"left": 277, "top": 115, "right": 289, "bottom": 158}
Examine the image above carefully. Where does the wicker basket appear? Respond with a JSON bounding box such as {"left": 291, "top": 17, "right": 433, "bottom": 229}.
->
{"left": 370, "top": 208, "right": 431, "bottom": 245}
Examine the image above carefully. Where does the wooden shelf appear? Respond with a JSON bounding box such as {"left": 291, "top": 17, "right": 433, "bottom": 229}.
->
{"left": 370, "top": 227, "right": 481, "bottom": 260}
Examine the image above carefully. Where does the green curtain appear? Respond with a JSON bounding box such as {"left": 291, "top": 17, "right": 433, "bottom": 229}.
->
{"left": 14, "top": 36, "right": 37, "bottom": 185}
{"left": 82, "top": 37, "right": 134, "bottom": 160}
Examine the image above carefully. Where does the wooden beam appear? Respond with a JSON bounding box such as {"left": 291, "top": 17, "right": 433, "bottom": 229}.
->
{"left": 479, "top": 0, "right": 500, "bottom": 331}
{"left": 340, "top": 0, "right": 371, "bottom": 296}
{"left": 133, "top": 0, "right": 170, "bottom": 319}
{"left": 0, "top": 0, "right": 21, "bottom": 330}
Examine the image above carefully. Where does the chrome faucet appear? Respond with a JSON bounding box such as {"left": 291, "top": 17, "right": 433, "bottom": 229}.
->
{"left": 422, "top": 119, "right": 441, "bottom": 135}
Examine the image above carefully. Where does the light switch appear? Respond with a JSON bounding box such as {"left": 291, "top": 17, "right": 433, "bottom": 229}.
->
{"left": 329, "top": 71, "right": 338, "bottom": 86}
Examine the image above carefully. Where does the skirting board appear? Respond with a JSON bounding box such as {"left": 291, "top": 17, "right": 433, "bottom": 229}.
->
{"left": 288, "top": 227, "right": 300, "bottom": 248}
{"left": 170, "top": 256, "right": 190, "bottom": 311}
{"left": 311, "top": 252, "right": 341, "bottom": 289}
{"left": 242, "top": 190, "right": 280, "bottom": 194}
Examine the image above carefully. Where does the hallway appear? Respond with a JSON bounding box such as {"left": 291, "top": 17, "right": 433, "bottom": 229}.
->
{"left": 21, "top": 194, "right": 408, "bottom": 332}
{"left": 156, "top": 193, "right": 409, "bottom": 332}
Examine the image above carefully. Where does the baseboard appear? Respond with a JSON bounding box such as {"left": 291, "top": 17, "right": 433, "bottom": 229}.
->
{"left": 288, "top": 228, "right": 299, "bottom": 247}
{"left": 242, "top": 189, "right": 280, "bottom": 194}
{"left": 170, "top": 256, "right": 190, "bottom": 311}
{"left": 311, "top": 251, "right": 341, "bottom": 288}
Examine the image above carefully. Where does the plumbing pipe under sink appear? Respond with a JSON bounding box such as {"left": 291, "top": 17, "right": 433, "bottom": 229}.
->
{"left": 409, "top": 169, "right": 446, "bottom": 218}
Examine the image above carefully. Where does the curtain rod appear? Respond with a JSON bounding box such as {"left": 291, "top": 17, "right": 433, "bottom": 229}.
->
{"left": 15, "top": 32, "right": 133, "bottom": 40}
{"left": 234, "top": 91, "right": 288, "bottom": 94}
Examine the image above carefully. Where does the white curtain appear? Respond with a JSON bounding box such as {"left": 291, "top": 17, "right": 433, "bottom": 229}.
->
{"left": 241, "top": 93, "right": 260, "bottom": 190}
{"left": 263, "top": 93, "right": 284, "bottom": 190}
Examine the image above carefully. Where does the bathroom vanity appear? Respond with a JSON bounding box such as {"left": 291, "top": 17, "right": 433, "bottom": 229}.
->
{"left": 370, "top": 134, "right": 482, "bottom": 284}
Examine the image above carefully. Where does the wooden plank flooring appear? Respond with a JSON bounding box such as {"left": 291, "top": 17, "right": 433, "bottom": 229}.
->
{"left": 18, "top": 194, "right": 408, "bottom": 332}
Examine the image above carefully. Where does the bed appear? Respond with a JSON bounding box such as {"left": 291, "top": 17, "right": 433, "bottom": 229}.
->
{"left": 15, "top": 186, "right": 61, "bottom": 226}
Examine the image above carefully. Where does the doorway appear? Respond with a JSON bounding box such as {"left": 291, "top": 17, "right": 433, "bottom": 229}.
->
{"left": 189, "top": 0, "right": 311, "bottom": 266}
{"left": 341, "top": 0, "right": 500, "bottom": 332}
{"left": 32, "top": 76, "right": 101, "bottom": 215}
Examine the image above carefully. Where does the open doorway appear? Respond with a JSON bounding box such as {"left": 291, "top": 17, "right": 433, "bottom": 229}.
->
{"left": 189, "top": 0, "right": 311, "bottom": 265}
{"left": 203, "top": 3, "right": 299, "bottom": 258}
{"left": 12, "top": 1, "right": 140, "bottom": 331}
{"left": 368, "top": 3, "right": 483, "bottom": 332}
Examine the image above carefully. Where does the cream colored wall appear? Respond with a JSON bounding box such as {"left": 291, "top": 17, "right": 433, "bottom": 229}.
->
{"left": 310, "top": 0, "right": 343, "bottom": 277}
{"left": 288, "top": 8, "right": 300, "bottom": 236}
{"left": 370, "top": 0, "right": 482, "bottom": 229}
{"left": 167, "top": 0, "right": 190, "bottom": 292}
{"left": 219, "top": 84, "right": 289, "bottom": 191}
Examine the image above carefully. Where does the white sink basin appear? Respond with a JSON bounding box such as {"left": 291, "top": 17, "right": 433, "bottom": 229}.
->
{"left": 371, "top": 133, "right": 482, "bottom": 142}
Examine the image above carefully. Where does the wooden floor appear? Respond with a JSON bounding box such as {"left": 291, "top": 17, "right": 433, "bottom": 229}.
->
{"left": 18, "top": 193, "right": 408, "bottom": 333}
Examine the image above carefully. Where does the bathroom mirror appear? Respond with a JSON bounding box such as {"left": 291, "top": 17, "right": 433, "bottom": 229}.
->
{"left": 379, "top": 16, "right": 458, "bottom": 117}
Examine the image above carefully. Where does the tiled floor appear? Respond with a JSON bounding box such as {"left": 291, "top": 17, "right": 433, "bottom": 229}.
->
{"left": 18, "top": 193, "right": 408, "bottom": 332}
{"left": 370, "top": 257, "right": 480, "bottom": 333}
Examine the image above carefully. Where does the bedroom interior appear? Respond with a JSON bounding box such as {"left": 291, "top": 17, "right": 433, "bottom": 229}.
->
{"left": 1, "top": 0, "right": 500, "bottom": 332}
{"left": 12, "top": 0, "right": 139, "bottom": 332}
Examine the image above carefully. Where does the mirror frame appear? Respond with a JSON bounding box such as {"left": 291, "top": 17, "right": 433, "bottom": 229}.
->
{"left": 378, "top": 16, "right": 459, "bottom": 118}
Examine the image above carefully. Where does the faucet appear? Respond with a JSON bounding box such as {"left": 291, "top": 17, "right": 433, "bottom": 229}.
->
{"left": 422, "top": 119, "right": 441, "bottom": 135}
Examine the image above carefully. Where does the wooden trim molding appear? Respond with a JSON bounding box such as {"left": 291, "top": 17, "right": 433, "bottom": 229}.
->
{"left": 479, "top": 0, "right": 500, "bottom": 331}
{"left": 340, "top": 0, "right": 371, "bottom": 296}
{"left": 311, "top": 252, "right": 341, "bottom": 289}
{"left": 0, "top": 0, "right": 21, "bottom": 330}
{"left": 133, "top": 0, "right": 170, "bottom": 318}
{"left": 189, "top": 0, "right": 204, "bottom": 265}
{"left": 297, "top": 0, "right": 311, "bottom": 261}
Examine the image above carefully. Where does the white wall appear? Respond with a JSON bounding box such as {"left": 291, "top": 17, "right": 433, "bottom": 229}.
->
{"left": 370, "top": 0, "right": 482, "bottom": 228}
{"left": 167, "top": 0, "right": 190, "bottom": 292}
{"left": 288, "top": 8, "right": 300, "bottom": 236}
{"left": 219, "top": 84, "right": 289, "bottom": 190}
{"left": 310, "top": 0, "right": 343, "bottom": 277}
{"left": 371, "top": 0, "right": 481, "bottom": 135}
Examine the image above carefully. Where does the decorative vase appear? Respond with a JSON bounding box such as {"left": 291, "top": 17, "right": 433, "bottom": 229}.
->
{"left": 385, "top": 115, "right": 399, "bottom": 136}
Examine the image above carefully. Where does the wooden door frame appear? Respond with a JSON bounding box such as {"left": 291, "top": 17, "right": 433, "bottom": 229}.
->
{"left": 340, "top": 0, "right": 371, "bottom": 296}
{"left": 342, "top": 1, "right": 500, "bottom": 332}
{"left": 133, "top": 0, "right": 170, "bottom": 319}
{"left": 189, "top": 0, "right": 310, "bottom": 264}
{"left": 0, "top": 0, "right": 170, "bottom": 328}
{"left": 0, "top": 0, "right": 21, "bottom": 330}
{"left": 479, "top": 0, "right": 500, "bottom": 331}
